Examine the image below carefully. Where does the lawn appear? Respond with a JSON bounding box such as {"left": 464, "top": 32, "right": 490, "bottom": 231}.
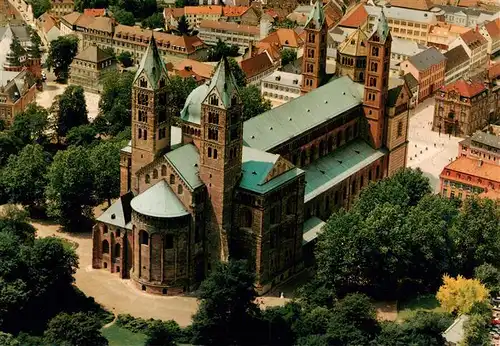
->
{"left": 397, "top": 294, "right": 445, "bottom": 321}
{"left": 102, "top": 323, "right": 147, "bottom": 346}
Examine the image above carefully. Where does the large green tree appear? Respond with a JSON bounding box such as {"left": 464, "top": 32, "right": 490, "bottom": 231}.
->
{"left": 228, "top": 57, "right": 246, "bottom": 87}
{"left": 96, "top": 70, "right": 134, "bottom": 135}
{"left": 112, "top": 8, "right": 136, "bottom": 25}
{"left": 53, "top": 85, "right": 89, "bottom": 138}
{"left": 9, "top": 103, "right": 49, "bottom": 145}
{"left": 89, "top": 141, "right": 121, "bottom": 206}
{"left": 281, "top": 49, "right": 297, "bottom": 66}
{"left": 7, "top": 36, "right": 24, "bottom": 67}
{"left": 117, "top": 51, "right": 133, "bottom": 67}
{"left": 474, "top": 263, "right": 500, "bottom": 297}
{"left": 0, "top": 133, "right": 22, "bottom": 166}
{"left": 44, "top": 312, "right": 108, "bottom": 346}
{"left": 46, "top": 35, "right": 79, "bottom": 81}
{"left": 45, "top": 146, "right": 95, "bottom": 230}
{"left": 29, "top": 0, "right": 51, "bottom": 18}
{"left": 142, "top": 12, "right": 164, "bottom": 29}
{"left": 239, "top": 85, "right": 271, "bottom": 120}
{"left": 176, "top": 15, "right": 192, "bottom": 36}
{"left": 207, "top": 39, "right": 240, "bottom": 62}
{"left": 167, "top": 75, "right": 197, "bottom": 116}
{"left": 0, "top": 144, "right": 50, "bottom": 211}
{"left": 191, "top": 260, "right": 261, "bottom": 345}
{"left": 66, "top": 124, "right": 98, "bottom": 147}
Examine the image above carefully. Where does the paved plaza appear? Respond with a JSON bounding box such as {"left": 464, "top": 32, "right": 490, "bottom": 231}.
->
{"left": 36, "top": 82, "right": 101, "bottom": 122}
{"left": 406, "top": 98, "right": 462, "bottom": 192}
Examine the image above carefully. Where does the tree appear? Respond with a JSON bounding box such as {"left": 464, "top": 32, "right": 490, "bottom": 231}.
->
{"left": 281, "top": 49, "right": 297, "bottom": 66}
{"left": 97, "top": 70, "right": 134, "bottom": 135}
{"left": 240, "top": 85, "right": 271, "bottom": 120}
{"left": 9, "top": 103, "right": 49, "bottom": 145}
{"left": 0, "top": 205, "right": 37, "bottom": 244}
{"left": 44, "top": 312, "right": 108, "bottom": 346}
{"left": 261, "top": 302, "right": 303, "bottom": 345}
{"left": 207, "top": 39, "right": 240, "bottom": 61}
{"left": 436, "top": 275, "right": 489, "bottom": 315}
{"left": 142, "top": 12, "right": 165, "bottom": 29}
{"left": 451, "top": 197, "right": 500, "bottom": 276}
{"left": 45, "top": 146, "right": 95, "bottom": 230}
{"left": 463, "top": 312, "right": 491, "bottom": 346}
{"left": 327, "top": 293, "right": 380, "bottom": 345}
{"left": 53, "top": 85, "right": 89, "bottom": 138}
{"left": 0, "top": 133, "right": 22, "bottom": 166}
{"left": 1, "top": 144, "right": 50, "bottom": 210}
{"left": 177, "top": 15, "right": 192, "bottom": 36}
{"left": 30, "top": 0, "right": 51, "bottom": 18}
{"left": 117, "top": 51, "right": 133, "bottom": 67}
{"left": 474, "top": 263, "right": 500, "bottom": 297}
{"left": 28, "top": 28, "right": 42, "bottom": 59}
{"left": 66, "top": 124, "right": 98, "bottom": 147}
{"left": 166, "top": 75, "right": 197, "bottom": 115}
{"left": 7, "top": 36, "right": 25, "bottom": 67}
{"left": 145, "top": 320, "right": 182, "bottom": 346}
{"left": 228, "top": 57, "right": 246, "bottom": 87}
{"left": 0, "top": 332, "right": 19, "bottom": 346}
{"left": 46, "top": 35, "right": 79, "bottom": 81}
{"left": 191, "top": 260, "right": 261, "bottom": 345}
{"left": 89, "top": 141, "right": 121, "bottom": 206}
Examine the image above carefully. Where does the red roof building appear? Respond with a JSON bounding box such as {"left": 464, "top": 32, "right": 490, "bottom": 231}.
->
{"left": 338, "top": 4, "right": 368, "bottom": 28}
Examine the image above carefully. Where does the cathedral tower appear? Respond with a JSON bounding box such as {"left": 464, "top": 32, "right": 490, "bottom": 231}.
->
{"left": 301, "top": 1, "right": 327, "bottom": 94}
{"left": 199, "top": 57, "right": 243, "bottom": 265}
{"left": 363, "top": 10, "right": 391, "bottom": 149}
{"left": 130, "top": 36, "right": 171, "bottom": 193}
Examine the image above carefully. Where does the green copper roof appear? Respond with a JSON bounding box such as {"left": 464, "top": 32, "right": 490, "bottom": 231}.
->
{"left": 303, "top": 216, "right": 325, "bottom": 245}
{"left": 164, "top": 143, "right": 203, "bottom": 190}
{"left": 243, "top": 76, "right": 364, "bottom": 152}
{"left": 304, "top": 139, "right": 387, "bottom": 202}
{"left": 240, "top": 147, "right": 304, "bottom": 194}
{"left": 375, "top": 9, "right": 390, "bottom": 42}
{"left": 387, "top": 84, "right": 403, "bottom": 107}
{"left": 304, "top": 1, "right": 325, "bottom": 29}
{"left": 180, "top": 83, "right": 208, "bottom": 125}
{"left": 96, "top": 192, "right": 133, "bottom": 230}
{"left": 134, "top": 35, "right": 169, "bottom": 88}
{"left": 203, "top": 57, "right": 239, "bottom": 109}
{"left": 130, "top": 180, "right": 189, "bottom": 218}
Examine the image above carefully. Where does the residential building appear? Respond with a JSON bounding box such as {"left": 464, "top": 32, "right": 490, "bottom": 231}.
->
{"left": 433, "top": 79, "right": 490, "bottom": 136}
{"left": 36, "top": 12, "right": 60, "bottom": 46}
{"left": 92, "top": 5, "right": 409, "bottom": 296}
{"left": 335, "top": 27, "right": 368, "bottom": 83}
{"left": 49, "top": 0, "right": 74, "bottom": 18}
{"left": 0, "top": 70, "right": 36, "bottom": 126}
{"left": 444, "top": 45, "right": 470, "bottom": 84}
{"left": 171, "top": 59, "right": 214, "bottom": 84}
{"left": 60, "top": 13, "right": 208, "bottom": 65}
{"left": 240, "top": 6, "right": 261, "bottom": 26}
{"left": 221, "top": 6, "right": 249, "bottom": 23}
{"left": 459, "top": 130, "right": 500, "bottom": 165}
{"left": 337, "top": 4, "right": 370, "bottom": 31}
{"left": 261, "top": 71, "right": 302, "bottom": 107}
{"left": 401, "top": 47, "right": 447, "bottom": 102}
{"left": 403, "top": 72, "right": 419, "bottom": 108}
{"left": 258, "top": 28, "right": 304, "bottom": 52}
{"left": 365, "top": 5, "right": 438, "bottom": 45}
{"left": 440, "top": 157, "right": 500, "bottom": 200}
{"left": 240, "top": 51, "right": 276, "bottom": 85}
{"left": 390, "top": 37, "right": 427, "bottom": 64}
{"left": 198, "top": 20, "right": 259, "bottom": 52}
{"left": 69, "top": 45, "right": 116, "bottom": 93}
{"left": 427, "top": 22, "right": 471, "bottom": 50}
{"left": 83, "top": 8, "right": 107, "bottom": 17}
{"left": 449, "top": 28, "right": 488, "bottom": 77}
{"left": 184, "top": 5, "right": 223, "bottom": 27}
{"left": 436, "top": 5, "right": 496, "bottom": 28}
{"left": 479, "top": 18, "right": 500, "bottom": 56}
{"left": 487, "top": 63, "right": 500, "bottom": 123}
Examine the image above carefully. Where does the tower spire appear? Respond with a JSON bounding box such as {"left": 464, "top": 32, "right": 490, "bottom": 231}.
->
{"left": 375, "top": 8, "right": 390, "bottom": 42}
{"left": 133, "top": 32, "right": 168, "bottom": 88}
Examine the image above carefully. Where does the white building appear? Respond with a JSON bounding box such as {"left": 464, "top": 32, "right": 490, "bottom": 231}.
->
{"left": 437, "top": 5, "right": 496, "bottom": 28}
{"left": 479, "top": 19, "right": 500, "bottom": 56}
{"left": 261, "top": 71, "right": 302, "bottom": 107}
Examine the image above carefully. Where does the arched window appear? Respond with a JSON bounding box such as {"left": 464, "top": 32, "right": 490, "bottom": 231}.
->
{"left": 170, "top": 174, "right": 175, "bottom": 184}
{"left": 209, "top": 94, "right": 218, "bottom": 106}
{"left": 159, "top": 78, "right": 165, "bottom": 88}
{"left": 369, "top": 77, "right": 376, "bottom": 87}
{"left": 213, "top": 149, "right": 218, "bottom": 159}
{"left": 140, "top": 78, "right": 147, "bottom": 88}
{"left": 138, "top": 128, "right": 142, "bottom": 139}
{"left": 145, "top": 174, "right": 150, "bottom": 183}
{"left": 370, "top": 62, "right": 378, "bottom": 72}
{"left": 102, "top": 224, "right": 108, "bottom": 233}
{"left": 372, "top": 46, "right": 379, "bottom": 56}
{"left": 161, "top": 165, "right": 167, "bottom": 176}
{"left": 308, "top": 33, "right": 315, "bottom": 43}
{"left": 397, "top": 121, "right": 404, "bottom": 138}
{"left": 144, "top": 130, "right": 148, "bottom": 140}
{"left": 241, "top": 208, "right": 252, "bottom": 228}
{"left": 114, "top": 243, "right": 121, "bottom": 257}
{"left": 177, "top": 184, "right": 183, "bottom": 194}
{"left": 152, "top": 169, "right": 158, "bottom": 179}
{"left": 102, "top": 240, "right": 109, "bottom": 254}
{"left": 140, "top": 230, "right": 149, "bottom": 245}
{"left": 307, "top": 64, "right": 314, "bottom": 73}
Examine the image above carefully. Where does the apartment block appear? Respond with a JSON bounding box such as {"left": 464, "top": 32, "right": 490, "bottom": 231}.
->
{"left": 427, "top": 22, "right": 470, "bottom": 50}
{"left": 479, "top": 18, "right": 500, "bottom": 56}
{"left": 401, "top": 47, "right": 446, "bottom": 102}
{"left": 198, "top": 20, "right": 259, "bottom": 52}
{"left": 261, "top": 71, "right": 302, "bottom": 107}
{"left": 459, "top": 131, "right": 500, "bottom": 165}
{"left": 444, "top": 45, "right": 470, "bottom": 85}
{"left": 449, "top": 28, "right": 488, "bottom": 77}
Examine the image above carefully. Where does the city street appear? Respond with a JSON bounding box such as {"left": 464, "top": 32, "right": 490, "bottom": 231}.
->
{"left": 406, "top": 98, "right": 462, "bottom": 192}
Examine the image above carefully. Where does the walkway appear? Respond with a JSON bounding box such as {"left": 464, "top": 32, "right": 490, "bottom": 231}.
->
{"left": 33, "top": 221, "right": 287, "bottom": 327}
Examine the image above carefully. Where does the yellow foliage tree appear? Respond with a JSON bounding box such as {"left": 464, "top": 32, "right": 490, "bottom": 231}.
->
{"left": 436, "top": 275, "right": 489, "bottom": 315}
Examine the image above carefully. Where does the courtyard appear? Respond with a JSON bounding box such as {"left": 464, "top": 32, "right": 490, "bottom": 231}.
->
{"left": 406, "top": 98, "right": 462, "bottom": 192}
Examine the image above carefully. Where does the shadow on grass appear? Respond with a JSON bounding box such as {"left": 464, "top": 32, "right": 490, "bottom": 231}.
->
{"left": 397, "top": 294, "right": 443, "bottom": 321}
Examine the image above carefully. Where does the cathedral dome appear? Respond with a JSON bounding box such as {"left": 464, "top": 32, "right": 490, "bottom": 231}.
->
{"left": 180, "top": 83, "right": 209, "bottom": 125}
{"left": 130, "top": 180, "right": 189, "bottom": 218}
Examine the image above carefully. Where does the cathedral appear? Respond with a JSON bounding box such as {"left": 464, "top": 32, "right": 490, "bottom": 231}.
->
{"left": 92, "top": 3, "right": 411, "bottom": 295}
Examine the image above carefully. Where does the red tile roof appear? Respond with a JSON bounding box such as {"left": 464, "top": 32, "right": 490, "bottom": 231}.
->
{"left": 83, "top": 8, "right": 106, "bottom": 17}
{"left": 390, "top": 0, "right": 434, "bottom": 10}
{"left": 460, "top": 29, "right": 487, "bottom": 49}
{"left": 185, "top": 5, "right": 223, "bottom": 16}
{"left": 488, "top": 63, "right": 500, "bottom": 80}
{"left": 442, "top": 79, "right": 487, "bottom": 98}
{"left": 338, "top": 4, "right": 368, "bottom": 28}
{"left": 442, "top": 157, "right": 500, "bottom": 183}
{"left": 240, "top": 52, "right": 273, "bottom": 78}
{"left": 457, "top": 0, "right": 478, "bottom": 8}
{"left": 484, "top": 19, "right": 500, "bottom": 40}
{"left": 163, "top": 7, "right": 184, "bottom": 19}
{"left": 222, "top": 6, "right": 249, "bottom": 17}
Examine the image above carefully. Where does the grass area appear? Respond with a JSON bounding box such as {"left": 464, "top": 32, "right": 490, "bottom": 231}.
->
{"left": 102, "top": 323, "right": 147, "bottom": 346}
{"left": 397, "top": 294, "right": 444, "bottom": 321}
